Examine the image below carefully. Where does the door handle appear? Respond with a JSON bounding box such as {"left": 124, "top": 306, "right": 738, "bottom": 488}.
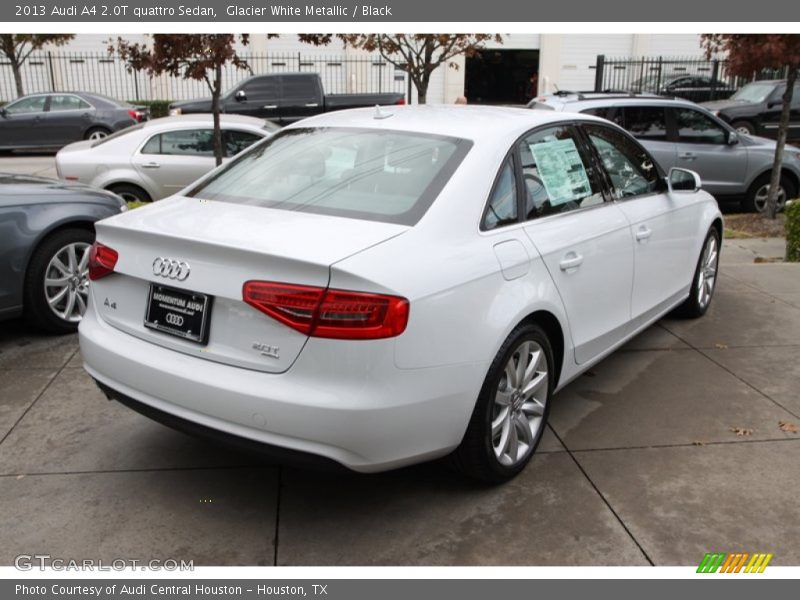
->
{"left": 678, "top": 152, "right": 696, "bottom": 160}
{"left": 559, "top": 252, "right": 584, "bottom": 271}
{"left": 141, "top": 162, "right": 160, "bottom": 169}
{"left": 304, "top": 103, "right": 319, "bottom": 108}
{"left": 263, "top": 105, "right": 278, "bottom": 109}
{"left": 635, "top": 226, "right": 653, "bottom": 242}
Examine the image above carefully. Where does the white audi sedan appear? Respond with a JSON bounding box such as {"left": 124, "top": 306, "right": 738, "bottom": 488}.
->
{"left": 55, "top": 114, "right": 278, "bottom": 203}
{"left": 79, "top": 106, "right": 722, "bottom": 482}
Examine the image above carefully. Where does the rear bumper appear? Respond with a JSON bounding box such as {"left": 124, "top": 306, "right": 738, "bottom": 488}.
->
{"left": 79, "top": 305, "right": 486, "bottom": 472}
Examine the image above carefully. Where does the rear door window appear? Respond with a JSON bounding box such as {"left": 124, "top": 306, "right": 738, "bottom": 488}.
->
{"left": 619, "top": 106, "right": 668, "bottom": 141}
{"left": 142, "top": 129, "right": 215, "bottom": 156}
{"left": 49, "top": 94, "right": 91, "bottom": 111}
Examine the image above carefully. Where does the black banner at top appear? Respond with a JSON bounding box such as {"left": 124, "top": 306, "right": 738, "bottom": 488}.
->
{"left": 3, "top": 0, "right": 800, "bottom": 22}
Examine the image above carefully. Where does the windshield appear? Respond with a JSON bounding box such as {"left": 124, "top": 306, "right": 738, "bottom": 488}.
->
{"left": 730, "top": 82, "right": 776, "bottom": 103}
{"left": 189, "top": 127, "right": 471, "bottom": 225}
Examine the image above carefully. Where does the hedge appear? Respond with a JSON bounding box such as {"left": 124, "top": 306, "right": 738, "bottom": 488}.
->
{"left": 129, "top": 100, "right": 172, "bottom": 119}
{"left": 786, "top": 200, "right": 800, "bottom": 262}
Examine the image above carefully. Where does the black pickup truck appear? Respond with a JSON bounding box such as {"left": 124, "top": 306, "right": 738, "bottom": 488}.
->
{"left": 169, "top": 72, "right": 406, "bottom": 124}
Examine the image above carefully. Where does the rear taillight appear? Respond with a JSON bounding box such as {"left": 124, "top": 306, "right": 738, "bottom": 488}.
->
{"left": 127, "top": 109, "right": 144, "bottom": 122}
{"left": 88, "top": 242, "right": 118, "bottom": 280}
{"left": 395, "top": 97, "right": 406, "bottom": 105}
{"left": 242, "top": 281, "right": 409, "bottom": 340}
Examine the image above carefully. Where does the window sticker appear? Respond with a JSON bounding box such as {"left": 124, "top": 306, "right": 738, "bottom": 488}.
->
{"left": 529, "top": 139, "right": 592, "bottom": 206}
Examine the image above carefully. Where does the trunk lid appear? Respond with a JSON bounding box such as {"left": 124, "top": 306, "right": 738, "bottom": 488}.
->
{"left": 91, "top": 196, "right": 408, "bottom": 373}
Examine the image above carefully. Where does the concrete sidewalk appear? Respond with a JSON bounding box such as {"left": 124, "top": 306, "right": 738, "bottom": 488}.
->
{"left": 0, "top": 238, "right": 798, "bottom": 566}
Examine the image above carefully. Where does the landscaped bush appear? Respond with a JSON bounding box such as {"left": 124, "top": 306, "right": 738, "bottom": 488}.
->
{"left": 129, "top": 100, "right": 172, "bottom": 119}
{"left": 786, "top": 200, "right": 800, "bottom": 262}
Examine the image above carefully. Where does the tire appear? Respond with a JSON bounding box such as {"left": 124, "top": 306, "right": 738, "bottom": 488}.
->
{"left": 674, "top": 228, "right": 720, "bottom": 319}
{"left": 83, "top": 126, "right": 111, "bottom": 141}
{"left": 730, "top": 120, "right": 756, "bottom": 136}
{"left": 741, "top": 172, "right": 795, "bottom": 213}
{"left": 450, "top": 322, "right": 554, "bottom": 483}
{"left": 23, "top": 228, "right": 94, "bottom": 334}
{"left": 107, "top": 183, "right": 152, "bottom": 204}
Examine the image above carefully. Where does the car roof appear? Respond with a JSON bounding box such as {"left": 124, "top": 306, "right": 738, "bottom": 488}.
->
{"left": 533, "top": 93, "right": 702, "bottom": 112}
{"left": 285, "top": 104, "right": 608, "bottom": 143}
{"left": 141, "top": 114, "right": 270, "bottom": 129}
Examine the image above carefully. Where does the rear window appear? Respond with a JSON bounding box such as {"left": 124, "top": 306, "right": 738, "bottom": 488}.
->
{"left": 189, "top": 127, "right": 472, "bottom": 225}
{"left": 90, "top": 123, "right": 144, "bottom": 147}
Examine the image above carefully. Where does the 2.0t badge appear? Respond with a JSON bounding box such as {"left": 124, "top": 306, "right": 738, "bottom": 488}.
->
{"left": 152, "top": 257, "right": 191, "bottom": 281}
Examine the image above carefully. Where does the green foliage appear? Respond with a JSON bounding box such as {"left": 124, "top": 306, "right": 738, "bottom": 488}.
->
{"left": 128, "top": 100, "right": 171, "bottom": 119}
{"left": 786, "top": 201, "right": 800, "bottom": 262}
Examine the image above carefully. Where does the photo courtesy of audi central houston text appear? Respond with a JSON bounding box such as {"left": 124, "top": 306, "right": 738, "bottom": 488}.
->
{"left": 78, "top": 105, "right": 722, "bottom": 482}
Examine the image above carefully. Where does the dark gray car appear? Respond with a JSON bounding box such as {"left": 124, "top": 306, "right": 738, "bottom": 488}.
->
{"left": 0, "top": 92, "right": 148, "bottom": 150}
{"left": 0, "top": 173, "right": 126, "bottom": 333}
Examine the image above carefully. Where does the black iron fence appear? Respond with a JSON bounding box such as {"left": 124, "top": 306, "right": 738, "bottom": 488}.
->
{"left": 0, "top": 51, "right": 409, "bottom": 103}
{"left": 594, "top": 55, "right": 790, "bottom": 100}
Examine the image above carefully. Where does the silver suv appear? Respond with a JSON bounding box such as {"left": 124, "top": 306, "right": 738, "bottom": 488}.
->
{"left": 529, "top": 92, "right": 800, "bottom": 212}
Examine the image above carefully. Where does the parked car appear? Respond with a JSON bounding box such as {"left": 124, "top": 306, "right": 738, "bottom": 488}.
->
{"left": 79, "top": 106, "right": 722, "bottom": 482}
{"left": 0, "top": 173, "right": 126, "bottom": 333}
{"left": 529, "top": 92, "right": 800, "bottom": 212}
{"left": 629, "top": 74, "right": 735, "bottom": 103}
{"left": 0, "top": 92, "right": 147, "bottom": 151}
{"left": 168, "top": 73, "right": 406, "bottom": 124}
{"left": 702, "top": 79, "right": 800, "bottom": 139}
{"left": 55, "top": 114, "right": 278, "bottom": 203}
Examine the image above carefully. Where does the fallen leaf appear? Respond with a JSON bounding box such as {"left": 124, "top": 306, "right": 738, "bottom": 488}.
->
{"left": 15, "top": 475, "right": 24, "bottom": 480}
{"left": 730, "top": 427, "right": 753, "bottom": 436}
{"left": 779, "top": 421, "right": 799, "bottom": 434}
{"left": 715, "top": 343, "right": 729, "bottom": 349}
{"left": 692, "top": 440, "right": 707, "bottom": 446}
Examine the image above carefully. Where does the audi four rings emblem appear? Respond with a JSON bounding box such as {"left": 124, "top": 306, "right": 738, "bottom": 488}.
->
{"left": 152, "top": 258, "right": 191, "bottom": 281}
{"left": 165, "top": 313, "right": 185, "bottom": 326}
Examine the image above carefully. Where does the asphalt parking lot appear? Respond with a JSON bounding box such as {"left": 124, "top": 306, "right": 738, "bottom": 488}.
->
{"left": 0, "top": 236, "right": 797, "bottom": 567}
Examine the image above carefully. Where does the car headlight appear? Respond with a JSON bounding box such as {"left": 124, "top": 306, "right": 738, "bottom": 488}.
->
{"left": 169, "top": 108, "right": 182, "bottom": 116}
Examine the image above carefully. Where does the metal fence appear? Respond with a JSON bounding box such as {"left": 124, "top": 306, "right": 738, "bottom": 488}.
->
{"left": 0, "top": 51, "right": 410, "bottom": 103}
{"left": 593, "top": 55, "right": 790, "bottom": 99}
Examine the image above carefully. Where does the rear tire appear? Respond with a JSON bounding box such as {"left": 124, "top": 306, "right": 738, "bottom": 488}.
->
{"left": 742, "top": 172, "right": 794, "bottom": 213}
{"left": 23, "top": 228, "right": 94, "bottom": 334}
{"left": 450, "top": 322, "right": 554, "bottom": 483}
{"left": 84, "top": 126, "right": 111, "bottom": 141}
{"left": 107, "top": 183, "right": 152, "bottom": 204}
{"left": 674, "top": 228, "right": 720, "bottom": 319}
{"left": 730, "top": 120, "right": 756, "bottom": 136}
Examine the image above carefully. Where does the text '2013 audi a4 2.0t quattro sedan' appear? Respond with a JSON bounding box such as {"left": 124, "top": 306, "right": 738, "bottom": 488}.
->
{"left": 79, "top": 106, "right": 723, "bottom": 482}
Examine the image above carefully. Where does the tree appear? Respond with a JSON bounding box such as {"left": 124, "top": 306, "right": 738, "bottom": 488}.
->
{"left": 113, "top": 35, "right": 252, "bottom": 166}
{"left": 702, "top": 34, "right": 800, "bottom": 219}
{"left": 0, "top": 34, "right": 74, "bottom": 97}
{"left": 299, "top": 34, "right": 502, "bottom": 104}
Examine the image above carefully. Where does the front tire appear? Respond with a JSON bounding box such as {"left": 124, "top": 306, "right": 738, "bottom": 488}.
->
{"left": 23, "top": 228, "right": 94, "bottom": 334}
{"left": 730, "top": 120, "right": 756, "bottom": 136}
{"left": 674, "top": 228, "right": 720, "bottom": 319}
{"left": 451, "top": 323, "right": 554, "bottom": 483}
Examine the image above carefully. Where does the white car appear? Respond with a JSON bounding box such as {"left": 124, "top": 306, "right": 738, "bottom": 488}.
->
{"left": 55, "top": 114, "right": 278, "bottom": 203}
{"left": 79, "top": 106, "right": 722, "bottom": 482}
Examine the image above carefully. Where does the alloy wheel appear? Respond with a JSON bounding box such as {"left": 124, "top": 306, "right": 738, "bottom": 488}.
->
{"left": 44, "top": 241, "right": 91, "bottom": 323}
{"left": 491, "top": 340, "right": 548, "bottom": 467}
{"left": 88, "top": 130, "right": 108, "bottom": 141}
{"left": 696, "top": 235, "right": 718, "bottom": 310}
{"left": 753, "top": 183, "right": 786, "bottom": 213}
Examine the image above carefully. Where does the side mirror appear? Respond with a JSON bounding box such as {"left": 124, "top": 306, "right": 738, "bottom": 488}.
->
{"left": 0, "top": 107, "right": 7, "bottom": 117}
{"left": 727, "top": 131, "right": 739, "bottom": 145}
{"left": 235, "top": 90, "right": 247, "bottom": 102}
{"left": 667, "top": 167, "right": 702, "bottom": 193}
